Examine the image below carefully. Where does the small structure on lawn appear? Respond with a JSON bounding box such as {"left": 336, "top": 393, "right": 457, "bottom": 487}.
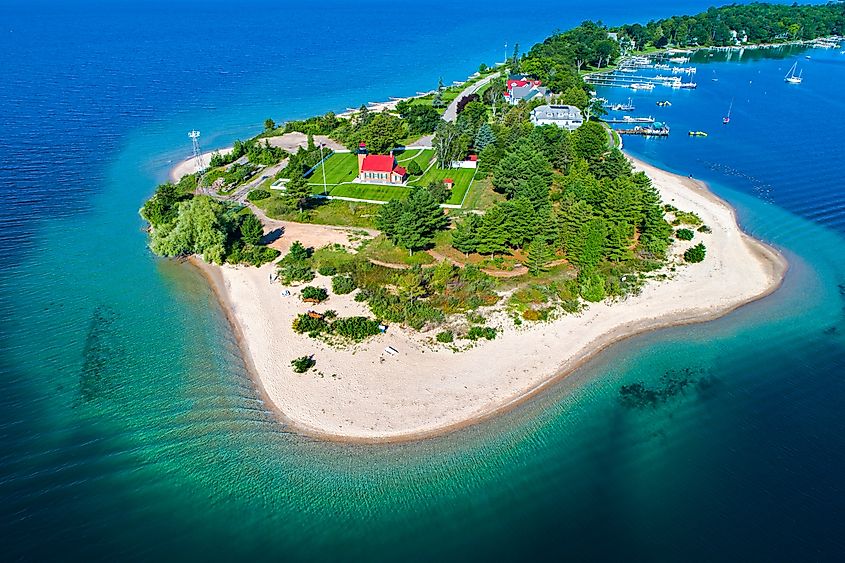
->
{"left": 357, "top": 143, "right": 407, "bottom": 185}
{"left": 443, "top": 178, "right": 454, "bottom": 190}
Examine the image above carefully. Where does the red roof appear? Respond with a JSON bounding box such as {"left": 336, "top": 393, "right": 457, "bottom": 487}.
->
{"left": 394, "top": 166, "right": 407, "bottom": 176}
{"left": 444, "top": 178, "right": 453, "bottom": 184}
{"left": 360, "top": 154, "right": 397, "bottom": 173}
{"left": 468, "top": 155, "right": 478, "bottom": 161}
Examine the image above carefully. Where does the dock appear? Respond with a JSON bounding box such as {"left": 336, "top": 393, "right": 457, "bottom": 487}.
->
{"left": 616, "top": 126, "right": 670, "bottom": 137}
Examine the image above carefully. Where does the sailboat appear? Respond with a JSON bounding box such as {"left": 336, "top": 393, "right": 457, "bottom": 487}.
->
{"left": 785, "top": 61, "right": 803, "bottom": 84}
{"left": 723, "top": 99, "right": 733, "bottom": 124}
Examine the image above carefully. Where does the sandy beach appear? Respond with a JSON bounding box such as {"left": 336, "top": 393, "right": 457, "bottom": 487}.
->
{"left": 193, "top": 155, "right": 787, "bottom": 442}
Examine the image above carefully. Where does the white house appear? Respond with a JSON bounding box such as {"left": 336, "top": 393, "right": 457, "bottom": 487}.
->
{"left": 530, "top": 104, "right": 584, "bottom": 131}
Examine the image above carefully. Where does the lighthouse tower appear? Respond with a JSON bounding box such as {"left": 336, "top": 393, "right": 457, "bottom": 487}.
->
{"left": 357, "top": 142, "right": 368, "bottom": 175}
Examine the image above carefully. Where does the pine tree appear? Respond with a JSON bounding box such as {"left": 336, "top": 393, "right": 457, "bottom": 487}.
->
{"left": 503, "top": 197, "right": 535, "bottom": 248}
{"left": 394, "top": 189, "right": 448, "bottom": 254}
{"left": 476, "top": 205, "right": 508, "bottom": 257}
{"left": 526, "top": 238, "right": 552, "bottom": 276}
{"left": 451, "top": 215, "right": 481, "bottom": 256}
{"left": 284, "top": 169, "right": 312, "bottom": 212}
{"left": 375, "top": 200, "right": 405, "bottom": 243}
{"left": 474, "top": 123, "right": 496, "bottom": 151}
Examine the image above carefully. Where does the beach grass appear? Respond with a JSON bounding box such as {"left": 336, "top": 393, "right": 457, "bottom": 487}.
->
{"left": 362, "top": 234, "right": 435, "bottom": 266}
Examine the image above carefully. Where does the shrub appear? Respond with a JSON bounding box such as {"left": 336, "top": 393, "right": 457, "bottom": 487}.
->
{"left": 684, "top": 243, "right": 707, "bottom": 263}
{"left": 466, "top": 326, "right": 497, "bottom": 341}
{"left": 301, "top": 286, "right": 328, "bottom": 302}
{"left": 332, "top": 317, "right": 381, "bottom": 341}
{"left": 698, "top": 225, "right": 712, "bottom": 234}
{"left": 436, "top": 330, "right": 454, "bottom": 343}
{"left": 522, "top": 309, "right": 542, "bottom": 321}
{"left": 578, "top": 271, "right": 606, "bottom": 303}
{"left": 227, "top": 244, "right": 280, "bottom": 266}
{"left": 323, "top": 309, "right": 338, "bottom": 320}
{"left": 247, "top": 189, "right": 271, "bottom": 202}
{"left": 332, "top": 275, "right": 356, "bottom": 295}
{"left": 675, "top": 228, "right": 694, "bottom": 241}
{"left": 318, "top": 265, "right": 337, "bottom": 276}
{"left": 406, "top": 160, "right": 423, "bottom": 175}
{"left": 277, "top": 241, "right": 314, "bottom": 284}
{"left": 291, "top": 355, "right": 315, "bottom": 373}
{"left": 673, "top": 210, "right": 703, "bottom": 226}
{"left": 292, "top": 314, "right": 329, "bottom": 335}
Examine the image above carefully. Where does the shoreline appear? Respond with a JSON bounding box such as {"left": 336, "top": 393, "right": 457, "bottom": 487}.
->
{"left": 187, "top": 154, "right": 788, "bottom": 444}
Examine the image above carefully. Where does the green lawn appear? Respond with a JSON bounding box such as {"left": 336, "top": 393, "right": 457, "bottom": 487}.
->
{"left": 308, "top": 152, "right": 359, "bottom": 185}
{"left": 328, "top": 183, "right": 411, "bottom": 202}
{"left": 410, "top": 167, "right": 475, "bottom": 206}
{"left": 393, "top": 148, "right": 434, "bottom": 170}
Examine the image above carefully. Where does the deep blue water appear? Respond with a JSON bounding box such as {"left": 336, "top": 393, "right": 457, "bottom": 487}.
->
{"left": 2, "top": 1, "right": 845, "bottom": 561}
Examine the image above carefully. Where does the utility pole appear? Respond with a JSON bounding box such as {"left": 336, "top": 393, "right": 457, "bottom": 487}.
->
{"left": 188, "top": 130, "right": 203, "bottom": 171}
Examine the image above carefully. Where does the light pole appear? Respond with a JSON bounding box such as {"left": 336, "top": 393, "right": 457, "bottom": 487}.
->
{"left": 319, "top": 142, "right": 328, "bottom": 196}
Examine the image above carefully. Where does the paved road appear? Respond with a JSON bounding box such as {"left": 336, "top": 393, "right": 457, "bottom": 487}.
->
{"left": 442, "top": 72, "right": 501, "bottom": 122}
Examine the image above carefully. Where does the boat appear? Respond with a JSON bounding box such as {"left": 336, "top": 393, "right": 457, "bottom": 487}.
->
{"left": 785, "top": 61, "right": 803, "bottom": 84}
{"left": 606, "top": 97, "right": 635, "bottom": 111}
{"left": 656, "top": 100, "right": 672, "bottom": 107}
{"left": 688, "top": 131, "right": 708, "bottom": 137}
{"left": 679, "top": 82, "right": 697, "bottom": 89}
{"left": 723, "top": 99, "right": 733, "bottom": 124}
{"left": 630, "top": 83, "right": 654, "bottom": 91}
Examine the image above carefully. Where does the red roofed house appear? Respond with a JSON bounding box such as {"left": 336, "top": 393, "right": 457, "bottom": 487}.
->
{"left": 357, "top": 143, "right": 407, "bottom": 185}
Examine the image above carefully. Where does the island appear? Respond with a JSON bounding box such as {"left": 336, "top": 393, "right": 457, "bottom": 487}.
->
{"left": 140, "top": 2, "right": 842, "bottom": 441}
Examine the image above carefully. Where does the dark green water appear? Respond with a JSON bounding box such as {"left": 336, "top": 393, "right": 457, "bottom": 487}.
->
{"left": 3, "top": 3, "right": 845, "bottom": 560}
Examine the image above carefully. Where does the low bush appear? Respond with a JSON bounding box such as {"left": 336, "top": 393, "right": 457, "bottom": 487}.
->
{"left": 675, "top": 228, "right": 694, "bottom": 241}
{"left": 684, "top": 243, "right": 707, "bottom": 263}
{"left": 672, "top": 210, "right": 703, "bottom": 226}
{"left": 318, "top": 265, "right": 337, "bottom": 276}
{"left": 332, "top": 275, "right": 356, "bottom": 295}
{"left": 292, "top": 314, "right": 329, "bottom": 335}
{"left": 466, "top": 326, "right": 497, "bottom": 341}
{"left": 291, "top": 355, "right": 315, "bottom": 373}
{"left": 301, "top": 286, "right": 328, "bottom": 302}
{"left": 436, "top": 330, "right": 454, "bottom": 343}
{"left": 332, "top": 316, "right": 381, "bottom": 341}
{"left": 698, "top": 225, "right": 712, "bottom": 234}
{"left": 247, "top": 189, "right": 271, "bottom": 202}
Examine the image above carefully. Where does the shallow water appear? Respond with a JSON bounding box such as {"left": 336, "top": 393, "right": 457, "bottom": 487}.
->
{"left": 2, "top": 2, "right": 845, "bottom": 560}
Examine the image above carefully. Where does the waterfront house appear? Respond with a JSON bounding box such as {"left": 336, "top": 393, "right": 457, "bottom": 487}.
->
{"left": 357, "top": 144, "right": 406, "bottom": 184}
{"left": 529, "top": 104, "right": 584, "bottom": 131}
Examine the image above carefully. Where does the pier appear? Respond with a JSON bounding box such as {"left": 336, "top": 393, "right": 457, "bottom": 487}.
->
{"left": 616, "top": 125, "right": 670, "bottom": 137}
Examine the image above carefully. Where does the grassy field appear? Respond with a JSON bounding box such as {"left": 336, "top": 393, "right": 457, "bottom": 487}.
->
{"left": 394, "top": 148, "right": 434, "bottom": 170}
{"left": 361, "top": 235, "right": 435, "bottom": 266}
{"left": 307, "top": 152, "right": 359, "bottom": 185}
{"left": 461, "top": 176, "right": 505, "bottom": 210}
{"left": 328, "top": 183, "right": 411, "bottom": 202}
{"left": 253, "top": 195, "right": 379, "bottom": 228}
{"left": 409, "top": 166, "right": 475, "bottom": 206}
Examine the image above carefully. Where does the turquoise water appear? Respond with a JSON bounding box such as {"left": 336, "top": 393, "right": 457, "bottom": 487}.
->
{"left": 3, "top": 2, "right": 845, "bottom": 560}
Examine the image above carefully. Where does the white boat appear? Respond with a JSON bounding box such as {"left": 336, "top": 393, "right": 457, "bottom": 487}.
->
{"left": 630, "top": 83, "right": 654, "bottom": 91}
{"left": 785, "top": 61, "right": 803, "bottom": 84}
